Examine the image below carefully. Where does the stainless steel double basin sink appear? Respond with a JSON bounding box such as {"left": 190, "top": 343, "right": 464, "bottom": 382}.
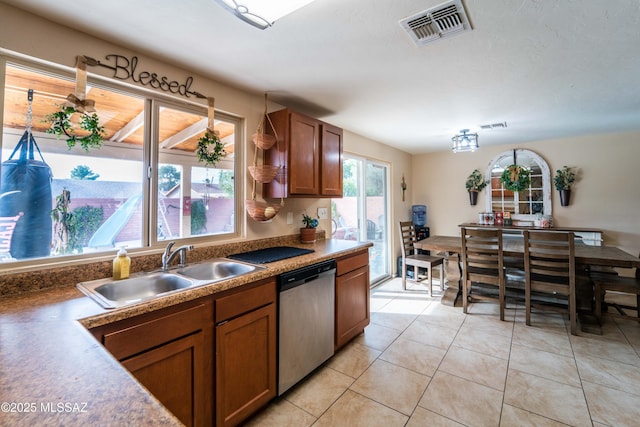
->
{"left": 77, "top": 259, "right": 265, "bottom": 309}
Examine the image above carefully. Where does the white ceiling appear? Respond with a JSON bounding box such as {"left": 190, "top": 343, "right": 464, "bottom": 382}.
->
{"left": 3, "top": 0, "right": 640, "bottom": 153}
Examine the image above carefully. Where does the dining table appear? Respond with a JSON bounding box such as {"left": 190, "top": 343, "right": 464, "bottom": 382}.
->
{"left": 415, "top": 234, "right": 640, "bottom": 332}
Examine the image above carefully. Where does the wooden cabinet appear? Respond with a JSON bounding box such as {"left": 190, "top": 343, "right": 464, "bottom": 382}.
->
{"left": 335, "top": 250, "right": 370, "bottom": 349}
{"left": 263, "top": 109, "right": 343, "bottom": 198}
{"left": 215, "top": 278, "right": 277, "bottom": 427}
{"left": 91, "top": 298, "right": 214, "bottom": 427}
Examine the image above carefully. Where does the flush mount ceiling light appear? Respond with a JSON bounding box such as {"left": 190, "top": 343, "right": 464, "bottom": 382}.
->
{"left": 214, "top": 0, "right": 316, "bottom": 29}
{"left": 451, "top": 129, "right": 479, "bottom": 153}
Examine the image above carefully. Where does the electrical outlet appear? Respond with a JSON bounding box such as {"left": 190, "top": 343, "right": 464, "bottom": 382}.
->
{"left": 286, "top": 212, "right": 293, "bottom": 224}
{"left": 317, "top": 207, "right": 328, "bottom": 219}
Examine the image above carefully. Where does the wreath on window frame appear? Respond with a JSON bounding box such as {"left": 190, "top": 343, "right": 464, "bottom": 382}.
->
{"left": 196, "top": 130, "right": 226, "bottom": 166}
{"left": 500, "top": 164, "right": 531, "bottom": 192}
{"left": 45, "top": 106, "right": 105, "bottom": 151}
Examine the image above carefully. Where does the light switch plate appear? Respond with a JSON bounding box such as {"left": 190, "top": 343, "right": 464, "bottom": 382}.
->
{"left": 317, "top": 207, "right": 328, "bottom": 219}
{"left": 286, "top": 212, "right": 293, "bottom": 224}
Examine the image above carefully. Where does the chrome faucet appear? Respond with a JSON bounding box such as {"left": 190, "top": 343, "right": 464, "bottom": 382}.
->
{"left": 161, "top": 241, "right": 194, "bottom": 271}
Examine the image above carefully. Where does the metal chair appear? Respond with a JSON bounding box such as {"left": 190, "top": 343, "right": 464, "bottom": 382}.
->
{"left": 592, "top": 255, "right": 640, "bottom": 322}
{"left": 461, "top": 227, "right": 505, "bottom": 320}
{"left": 524, "top": 230, "right": 577, "bottom": 335}
{"left": 398, "top": 221, "right": 444, "bottom": 295}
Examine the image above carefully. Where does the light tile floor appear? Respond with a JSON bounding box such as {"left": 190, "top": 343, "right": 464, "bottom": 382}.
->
{"left": 246, "top": 278, "right": 640, "bottom": 427}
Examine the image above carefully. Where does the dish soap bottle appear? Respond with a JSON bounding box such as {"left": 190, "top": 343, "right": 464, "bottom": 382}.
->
{"left": 113, "top": 246, "right": 131, "bottom": 280}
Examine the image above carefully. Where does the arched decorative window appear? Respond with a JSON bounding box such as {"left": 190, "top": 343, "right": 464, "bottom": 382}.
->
{"left": 485, "top": 149, "right": 551, "bottom": 221}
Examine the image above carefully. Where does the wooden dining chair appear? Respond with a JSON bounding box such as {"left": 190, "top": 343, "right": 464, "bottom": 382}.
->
{"left": 398, "top": 221, "right": 444, "bottom": 295}
{"left": 461, "top": 227, "right": 505, "bottom": 320}
{"left": 592, "top": 254, "right": 640, "bottom": 322}
{"left": 524, "top": 230, "right": 577, "bottom": 335}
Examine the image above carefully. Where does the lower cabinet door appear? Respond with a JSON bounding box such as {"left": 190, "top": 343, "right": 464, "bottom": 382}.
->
{"left": 216, "top": 303, "right": 277, "bottom": 427}
{"left": 335, "top": 264, "right": 370, "bottom": 349}
{"left": 121, "top": 331, "right": 211, "bottom": 427}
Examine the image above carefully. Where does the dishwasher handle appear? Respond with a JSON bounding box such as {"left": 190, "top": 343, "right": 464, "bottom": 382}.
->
{"left": 278, "top": 260, "right": 336, "bottom": 292}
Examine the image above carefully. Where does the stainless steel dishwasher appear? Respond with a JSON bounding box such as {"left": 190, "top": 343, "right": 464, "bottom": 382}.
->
{"left": 277, "top": 259, "right": 336, "bottom": 395}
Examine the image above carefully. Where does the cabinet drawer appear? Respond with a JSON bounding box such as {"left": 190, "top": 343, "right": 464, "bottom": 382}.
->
{"left": 102, "top": 301, "right": 212, "bottom": 361}
{"left": 337, "top": 250, "right": 369, "bottom": 276}
{"left": 215, "top": 278, "right": 276, "bottom": 324}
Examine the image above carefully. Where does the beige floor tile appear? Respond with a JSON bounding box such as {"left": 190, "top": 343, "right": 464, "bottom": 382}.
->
{"left": 583, "top": 381, "right": 640, "bottom": 427}
{"left": 369, "top": 294, "right": 394, "bottom": 312}
{"left": 512, "top": 324, "right": 573, "bottom": 357}
{"left": 400, "top": 318, "right": 458, "bottom": 350}
{"left": 576, "top": 353, "right": 640, "bottom": 396}
{"left": 500, "top": 404, "right": 570, "bottom": 426}
{"left": 325, "top": 341, "right": 381, "bottom": 378}
{"left": 615, "top": 316, "right": 640, "bottom": 346}
{"left": 380, "top": 294, "right": 432, "bottom": 315}
{"left": 419, "top": 371, "right": 503, "bottom": 427}
{"left": 314, "top": 389, "right": 408, "bottom": 427}
{"left": 350, "top": 359, "right": 430, "bottom": 415}
{"left": 370, "top": 310, "right": 417, "bottom": 331}
{"left": 439, "top": 346, "right": 508, "bottom": 391}
{"left": 284, "top": 367, "right": 354, "bottom": 417}
{"left": 354, "top": 322, "right": 401, "bottom": 351}
{"left": 380, "top": 336, "right": 446, "bottom": 377}
{"left": 461, "top": 311, "right": 515, "bottom": 338}
{"left": 244, "top": 398, "right": 316, "bottom": 427}
{"left": 453, "top": 324, "right": 512, "bottom": 359}
{"left": 509, "top": 343, "right": 581, "bottom": 387}
{"left": 513, "top": 309, "right": 568, "bottom": 335}
{"left": 465, "top": 301, "right": 516, "bottom": 321}
{"left": 407, "top": 406, "right": 465, "bottom": 427}
{"left": 504, "top": 370, "right": 591, "bottom": 426}
{"left": 571, "top": 333, "right": 640, "bottom": 367}
{"left": 417, "top": 301, "right": 467, "bottom": 330}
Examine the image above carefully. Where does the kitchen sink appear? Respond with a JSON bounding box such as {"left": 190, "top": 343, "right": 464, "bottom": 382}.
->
{"left": 78, "top": 259, "right": 265, "bottom": 309}
{"left": 177, "top": 259, "right": 265, "bottom": 282}
{"left": 77, "top": 272, "right": 197, "bottom": 309}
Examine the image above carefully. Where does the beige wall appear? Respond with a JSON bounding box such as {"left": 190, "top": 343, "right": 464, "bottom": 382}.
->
{"left": 412, "top": 132, "right": 640, "bottom": 257}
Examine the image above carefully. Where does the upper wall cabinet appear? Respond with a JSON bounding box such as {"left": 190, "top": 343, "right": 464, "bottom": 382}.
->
{"left": 263, "top": 109, "right": 343, "bottom": 198}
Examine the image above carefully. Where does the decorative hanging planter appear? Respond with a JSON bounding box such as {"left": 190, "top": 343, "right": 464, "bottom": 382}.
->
{"left": 465, "top": 169, "right": 487, "bottom": 206}
{"left": 248, "top": 165, "right": 279, "bottom": 183}
{"left": 469, "top": 191, "right": 479, "bottom": 206}
{"left": 500, "top": 164, "right": 531, "bottom": 192}
{"left": 245, "top": 199, "right": 282, "bottom": 222}
{"left": 554, "top": 166, "right": 576, "bottom": 207}
{"left": 559, "top": 189, "right": 571, "bottom": 207}
{"left": 246, "top": 93, "right": 284, "bottom": 222}
{"left": 196, "top": 97, "right": 227, "bottom": 166}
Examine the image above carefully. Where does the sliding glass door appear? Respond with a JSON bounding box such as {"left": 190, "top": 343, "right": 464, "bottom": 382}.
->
{"left": 332, "top": 155, "right": 390, "bottom": 284}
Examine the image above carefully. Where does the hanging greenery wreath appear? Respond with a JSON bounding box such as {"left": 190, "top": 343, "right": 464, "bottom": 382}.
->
{"left": 45, "top": 106, "right": 105, "bottom": 151}
{"left": 196, "top": 131, "right": 227, "bottom": 166}
{"left": 500, "top": 164, "right": 531, "bottom": 192}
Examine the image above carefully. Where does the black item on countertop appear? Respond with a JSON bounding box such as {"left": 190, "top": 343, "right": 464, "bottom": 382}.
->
{"left": 228, "top": 246, "right": 314, "bottom": 264}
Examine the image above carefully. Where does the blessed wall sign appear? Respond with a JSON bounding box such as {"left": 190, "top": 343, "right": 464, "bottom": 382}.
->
{"left": 84, "top": 54, "right": 206, "bottom": 99}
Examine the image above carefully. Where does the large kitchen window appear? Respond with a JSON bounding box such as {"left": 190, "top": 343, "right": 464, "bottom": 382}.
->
{"left": 0, "top": 60, "right": 240, "bottom": 266}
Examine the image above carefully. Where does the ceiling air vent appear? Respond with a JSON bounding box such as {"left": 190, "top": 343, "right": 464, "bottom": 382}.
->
{"left": 400, "top": 0, "right": 472, "bottom": 46}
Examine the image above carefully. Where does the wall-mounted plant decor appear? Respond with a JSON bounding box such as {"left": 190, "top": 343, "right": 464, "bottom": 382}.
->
{"left": 554, "top": 165, "right": 577, "bottom": 206}
{"left": 465, "top": 169, "right": 487, "bottom": 205}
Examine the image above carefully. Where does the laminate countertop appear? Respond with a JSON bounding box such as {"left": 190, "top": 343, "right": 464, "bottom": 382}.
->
{"left": 0, "top": 238, "right": 371, "bottom": 426}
